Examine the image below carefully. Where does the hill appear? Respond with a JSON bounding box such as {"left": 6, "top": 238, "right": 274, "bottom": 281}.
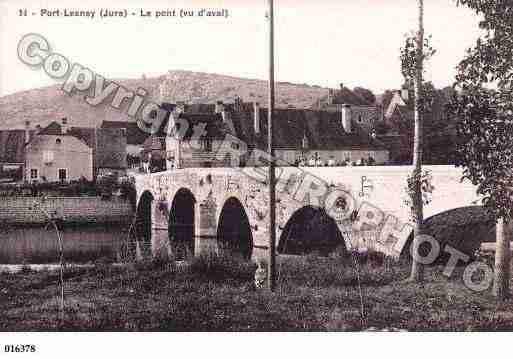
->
{"left": 0, "top": 70, "right": 331, "bottom": 130}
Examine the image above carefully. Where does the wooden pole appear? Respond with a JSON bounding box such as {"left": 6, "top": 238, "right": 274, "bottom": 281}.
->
{"left": 267, "top": 0, "right": 276, "bottom": 291}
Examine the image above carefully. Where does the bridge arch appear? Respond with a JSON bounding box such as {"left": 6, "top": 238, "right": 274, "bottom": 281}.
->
{"left": 278, "top": 205, "right": 346, "bottom": 256}
{"left": 135, "top": 190, "right": 154, "bottom": 256}
{"left": 169, "top": 188, "right": 196, "bottom": 260}
{"left": 217, "top": 197, "right": 254, "bottom": 260}
{"left": 400, "top": 206, "right": 495, "bottom": 262}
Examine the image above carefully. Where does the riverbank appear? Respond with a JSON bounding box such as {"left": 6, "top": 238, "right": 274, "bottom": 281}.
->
{"left": 1, "top": 255, "right": 512, "bottom": 331}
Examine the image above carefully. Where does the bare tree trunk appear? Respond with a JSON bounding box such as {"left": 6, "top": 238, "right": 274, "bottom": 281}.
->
{"left": 493, "top": 218, "right": 511, "bottom": 299}
{"left": 51, "top": 220, "right": 65, "bottom": 321}
{"left": 409, "top": 0, "right": 425, "bottom": 283}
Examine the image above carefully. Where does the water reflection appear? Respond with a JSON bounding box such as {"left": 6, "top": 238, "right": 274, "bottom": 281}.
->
{"left": 0, "top": 224, "right": 129, "bottom": 264}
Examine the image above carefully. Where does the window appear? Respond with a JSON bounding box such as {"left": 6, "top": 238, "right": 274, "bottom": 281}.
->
{"left": 43, "top": 150, "right": 54, "bottom": 164}
{"left": 30, "top": 169, "right": 38, "bottom": 180}
{"left": 202, "top": 138, "right": 213, "bottom": 152}
{"left": 58, "top": 169, "right": 67, "bottom": 182}
{"left": 55, "top": 138, "right": 61, "bottom": 145}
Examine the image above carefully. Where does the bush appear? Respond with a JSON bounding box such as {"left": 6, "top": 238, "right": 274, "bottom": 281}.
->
{"left": 187, "top": 254, "right": 256, "bottom": 282}
{"left": 134, "top": 257, "right": 175, "bottom": 272}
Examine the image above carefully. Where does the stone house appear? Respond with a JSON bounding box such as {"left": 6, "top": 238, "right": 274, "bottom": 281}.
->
{"left": 25, "top": 127, "right": 93, "bottom": 182}
{"left": 25, "top": 118, "right": 127, "bottom": 182}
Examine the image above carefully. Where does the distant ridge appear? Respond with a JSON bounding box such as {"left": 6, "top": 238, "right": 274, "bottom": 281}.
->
{"left": 0, "top": 70, "right": 333, "bottom": 130}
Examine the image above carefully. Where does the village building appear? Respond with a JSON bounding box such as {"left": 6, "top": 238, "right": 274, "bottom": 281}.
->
{"left": 146, "top": 98, "right": 390, "bottom": 171}
{"left": 101, "top": 120, "right": 149, "bottom": 164}
{"left": 313, "top": 84, "right": 385, "bottom": 134}
{"left": 378, "top": 87, "right": 457, "bottom": 164}
{"left": 25, "top": 118, "right": 127, "bottom": 182}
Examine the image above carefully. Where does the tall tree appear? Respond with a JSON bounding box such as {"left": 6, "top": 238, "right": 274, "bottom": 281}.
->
{"left": 401, "top": 0, "right": 426, "bottom": 282}
{"left": 449, "top": 0, "right": 513, "bottom": 300}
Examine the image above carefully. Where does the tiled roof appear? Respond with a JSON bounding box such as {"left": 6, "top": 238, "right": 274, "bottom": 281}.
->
{"left": 155, "top": 112, "right": 226, "bottom": 140}
{"left": 36, "top": 121, "right": 94, "bottom": 147}
{"left": 101, "top": 121, "right": 149, "bottom": 145}
{"left": 316, "top": 87, "right": 375, "bottom": 108}
{"left": 148, "top": 104, "right": 388, "bottom": 153}
{"left": 37, "top": 122, "right": 62, "bottom": 136}
{"left": 230, "top": 108, "right": 387, "bottom": 151}
{"left": 37, "top": 121, "right": 127, "bottom": 169}
{"left": 184, "top": 104, "right": 216, "bottom": 113}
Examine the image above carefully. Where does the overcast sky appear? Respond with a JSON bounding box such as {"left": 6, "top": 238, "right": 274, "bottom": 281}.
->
{"left": 0, "top": 0, "right": 483, "bottom": 97}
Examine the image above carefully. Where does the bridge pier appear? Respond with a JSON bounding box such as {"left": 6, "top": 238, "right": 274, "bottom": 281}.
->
{"left": 151, "top": 199, "right": 171, "bottom": 260}
{"left": 195, "top": 195, "right": 218, "bottom": 257}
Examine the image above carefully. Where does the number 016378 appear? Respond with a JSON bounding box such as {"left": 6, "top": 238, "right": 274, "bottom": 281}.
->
{"left": 4, "top": 345, "right": 36, "bottom": 353}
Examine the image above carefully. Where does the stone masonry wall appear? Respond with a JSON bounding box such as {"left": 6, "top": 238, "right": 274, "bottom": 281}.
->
{"left": 0, "top": 197, "right": 133, "bottom": 225}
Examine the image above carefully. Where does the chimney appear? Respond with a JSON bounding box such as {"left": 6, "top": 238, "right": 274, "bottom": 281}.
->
{"left": 234, "top": 96, "right": 242, "bottom": 112}
{"left": 327, "top": 89, "right": 334, "bottom": 105}
{"left": 215, "top": 101, "right": 224, "bottom": 114}
{"left": 253, "top": 102, "right": 260, "bottom": 135}
{"left": 341, "top": 104, "right": 352, "bottom": 133}
{"left": 61, "top": 117, "right": 68, "bottom": 134}
{"left": 340, "top": 83, "right": 344, "bottom": 90}
{"left": 35, "top": 124, "right": 42, "bottom": 134}
{"left": 401, "top": 87, "right": 409, "bottom": 102}
{"left": 221, "top": 109, "right": 235, "bottom": 134}
{"left": 302, "top": 132, "right": 309, "bottom": 149}
{"left": 24, "top": 121, "right": 31, "bottom": 145}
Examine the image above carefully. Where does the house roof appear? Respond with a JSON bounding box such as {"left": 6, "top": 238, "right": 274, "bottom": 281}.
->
{"left": 138, "top": 101, "right": 389, "bottom": 159}
{"left": 36, "top": 121, "right": 127, "bottom": 169}
{"left": 35, "top": 121, "right": 92, "bottom": 147}
{"left": 158, "top": 106, "right": 387, "bottom": 152}
{"left": 101, "top": 121, "right": 149, "bottom": 145}
{"left": 0, "top": 130, "right": 26, "bottom": 164}
{"left": 316, "top": 87, "right": 375, "bottom": 108}
{"left": 153, "top": 112, "right": 226, "bottom": 140}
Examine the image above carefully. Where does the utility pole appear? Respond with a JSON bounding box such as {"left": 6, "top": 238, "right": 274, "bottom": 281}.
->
{"left": 267, "top": 0, "right": 276, "bottom": 291}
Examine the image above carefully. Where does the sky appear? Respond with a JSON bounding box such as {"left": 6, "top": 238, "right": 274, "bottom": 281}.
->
{"left": 0, "top": 0, "right": 483, "bottom": 97}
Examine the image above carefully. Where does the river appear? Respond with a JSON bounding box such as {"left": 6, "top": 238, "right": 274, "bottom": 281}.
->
{"left": 0, "top": 224, "right": 130, "bottom": 264}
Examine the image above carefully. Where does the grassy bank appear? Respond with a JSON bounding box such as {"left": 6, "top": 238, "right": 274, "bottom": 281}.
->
{"left": 1, "top": 254, "right": 512, "bottom": 331}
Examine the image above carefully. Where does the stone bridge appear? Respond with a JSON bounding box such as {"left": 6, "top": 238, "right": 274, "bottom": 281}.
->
{"left": 134, "top": 165, "right": 481, "bottom": 261}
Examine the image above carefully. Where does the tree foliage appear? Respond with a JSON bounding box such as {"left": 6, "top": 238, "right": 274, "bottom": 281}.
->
{"left": 448, "top": 0, "right": 513, "bottom": 220}
{"left": 400, "top": 33, "right": 437, "bottom": 110}
{"left": 353, "top": 87, "right": 376, "bottom": 104}
{"left": 400, "top": 34, "right": 436, "bottom": 84}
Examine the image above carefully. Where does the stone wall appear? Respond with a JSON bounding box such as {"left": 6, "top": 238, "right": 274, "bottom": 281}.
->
{"left": 0, "top": 196, "right": 133, "bottom": 225}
